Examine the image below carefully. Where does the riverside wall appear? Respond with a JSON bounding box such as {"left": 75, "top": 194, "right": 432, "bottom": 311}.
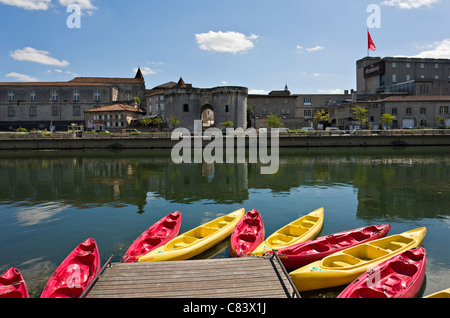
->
{"left": 0, "top": 131, "right": 450, "bottom": 151}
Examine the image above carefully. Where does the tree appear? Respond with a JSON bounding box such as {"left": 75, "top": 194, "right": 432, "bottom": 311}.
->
{"left": 266, "top": 114, "right": 284, "bottom": 128}
{"left": 352, "top": 106, "right": 369, "bottom": 128}
{"left": 219, "top": 121, "right": 233, "bottom": 129}
{"left": 168, "top": 116, "right": 180, "bottom": 130}
{"left": 436, "top": 115, "right": 447, "bottom": 128}
{"left": 313, "top": 109, "right": 329, "bottom": 125}
{"left": 379, "top": 113, "right": 396, "bottom": 128}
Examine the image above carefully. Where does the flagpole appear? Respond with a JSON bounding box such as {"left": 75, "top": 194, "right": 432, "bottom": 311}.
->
{"left": 367, "top": 28, "right": 369, "bottom": 57}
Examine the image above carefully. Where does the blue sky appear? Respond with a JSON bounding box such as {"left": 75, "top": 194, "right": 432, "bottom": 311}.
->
{"left": 1, "top": 0, "right": 450, "bottom": 94}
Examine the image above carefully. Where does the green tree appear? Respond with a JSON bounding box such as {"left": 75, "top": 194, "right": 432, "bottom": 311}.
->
{"left": 219, "top": 121, "right": 233, "bottom": 128}
{"left": 352, "top": 106, "right": 369, "bottom": 128}
{"left": 266, "top": 114, "right": 284, "bottom": 128}
{"left": 168, "top": 116, "right": 180, "bottom": 130}
{"left": 379, "top": 113, "right": 396, "bottom": 128}
{"left": 436, "top": 115, "right": 446, "bottom": 128}
{"left": 313, "top": 109, "right": 329, "bottom": 125}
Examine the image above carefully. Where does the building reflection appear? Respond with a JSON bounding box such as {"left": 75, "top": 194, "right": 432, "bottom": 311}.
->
{"left": 0, "top": 147, "right": 448, "bottom": 221}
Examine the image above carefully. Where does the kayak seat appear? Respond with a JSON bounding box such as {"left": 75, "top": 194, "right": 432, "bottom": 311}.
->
{"left": 237, "top": 233, "right": 257, "bottom": 243}
{"left": 278, "top": 225, "right": 307, "bottom": 237}
{"left": 245, "top": 218, "right": 260, "bottom": 227}
{"left": 322, "top": 254, "right": 361, "bottom": 268}
{"left": 370, "top": 236, "right": 413, "bottom": 252}
{"left": 167, "top": 236, "right": 198, "bottom": 249}
{"left": 161, "top": 220, "right": 177, "bottom": 230}
{"left": 142, "top": 237, "right": 162, "bottom": 247}
{"left": 354, "top": 287, "right": 387, "bottom": 298}
{"left": 390, "top": 261, "right": 418, "bottom": 277}
{"left": 310, "top": 243, "right": 330, "bottom": 253}
{"left": 349, "top": 232, "right": 370, "bottom": 242}
{"left": 191, "top": 226, "right": 216, "bottom": 239}
{"left": 344, "top": 245, "right": 389, "bottom": 262}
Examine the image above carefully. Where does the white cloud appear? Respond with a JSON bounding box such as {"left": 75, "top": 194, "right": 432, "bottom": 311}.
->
{"left": 249, "top": 89, "right": 269, "bottom": 95}
{"left": 0, "top": 0, "right": 51, "bottom": 10}
{"left": 195, "top": 31, "right": 259, "bottom": 54}
{"left": 412, "top": 39, "right": 450, "bottom": 58}
{"left": 318, "top": 88, "right": 344, "bottom": 94}
{"left": 306, "top": 46, "right": 325, "bottom": 53}
{"left": 381, "top": 0, "right": 440, "bottom": 9}
{"left": 58, "top": 0, "right": 96, "bottom": 14}
{"left": 10, "top": 47, "right": 70, "bottom": 67}
{"left": 6, "top": 72, "right": 39, "bottom": 82}
{"left": 296, "top": 45, "right": 325, "bottom": 53}
{"left": 133, "top": 67, "right": 157, "bottom": 75}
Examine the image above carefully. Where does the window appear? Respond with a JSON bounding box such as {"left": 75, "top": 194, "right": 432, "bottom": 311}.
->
{"left": 304, "top": 110, "right": 312, "bottom": 117}
{"left": 406, "top": 108, "right": 412, "bottom": 115}
{"left": 94, "top": 90, "right": 101, "bottom": 101}
{"left": 73, "top": 105, "right": 81, "bottom": 117}
{"left": 392, "top": 62, "right": 397, "bottom": 68}
{"left": 73, "top": 90, "right": 80, "bottom": 101}
{"left": 420, "top": 63, "right": 425, "bottom": 69}
{"left": 52, "top": 106, "right": 58, "bottom": 116}
{"left": 51, "top": 90, "right": 58, "bottom": 101}
{"left": 406, "top": 74, "right": 411, "bottom": 81}
{"left": 125, "top": 84, "right": 132, "bottom": 91}
{"left": 440, "top": 106, "right": 449, "bottom": 114}
{"left": 183, "top": 104, "right": 189, "bottom": 112}
{"left": 420, "top": 119, "right": 427, "bottom": 127}
{"left": 225, "top": 105, "right": 229, "bottom": 113}
{"left": 30, "top": 90, "right": 36, "bottom": 101}
{"left": 421, "top": 108, "right": 426, "bottom": 115}
{"left": 303, "top": 97, "right": 312, "bottom": 105}
{"left": 392, "top": 108, "right": 397, "bottom": 115}
{"left": 435, "top": 75, "right": 439, "bottom": 80}
{"left": 392, "top": 74, "right": 397, "bottom": 83}
{"left": 29, "top": 106, "right": 37, "bottom": 117}
{"left": 435, "top": 63, "right": 439, "bottom": 69}
{"left": 284, "top": 98, "right": 288, "bottom": 104}
{"left": 8, "top": 90, "right": 14, "bottom": 102}
{"left": 7, "top": 106, "right": 15, "bottom": 117}
{"left": 406, "top": 63, "right": 411, "bottom": 69}
{"left": 420, "top": 75, "right": 425, "bottom": 79}
{"left": 125, "top": 94, "right": 131, "bottom": 102}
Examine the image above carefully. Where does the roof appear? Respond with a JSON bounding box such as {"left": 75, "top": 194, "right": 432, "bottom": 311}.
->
{"left": 69, "top": 77, "right": 144, "bottom": 84}
{"left": 378, "top": 95, "right": 450, "bottom": 102}
{"left": 0, "top": 81, "right": 112, "bottom": 87}
{"left": 85, "top": 104, "right": 144, "bottom": 113}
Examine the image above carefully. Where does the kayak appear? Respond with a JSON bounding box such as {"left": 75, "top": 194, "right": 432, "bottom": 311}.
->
{"left": 338, "top": 246, "right": 427, "bottom": 298}
{"left": 230, "top": 209, "right": 265, "bottom": 257}
{"left": 424, "top": 288, "right": 450, "bottom": 298}
{"left": 138, "top": 208, "right": 245, "bottom": 262}
{"left": 251, "top": 208, "right": 324, "bottom": 256}
{"left": 272, "top": 224, "right": 391, "bottom": 270}
{"left": 123, "top": 211, "right": 182, "bottom": 263}
{"left": 0, "top": 268, "right": 29, "bottom": 298}
{"left": 40, "top": 238, "right": 101, "bottom": 298}
{"left": 289, "top": 227, "right": 427, "bottom": 292}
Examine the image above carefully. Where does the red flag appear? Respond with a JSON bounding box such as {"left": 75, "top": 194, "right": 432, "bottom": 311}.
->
{"left": 368, "top": 31, "right": 376, "bottom": 51}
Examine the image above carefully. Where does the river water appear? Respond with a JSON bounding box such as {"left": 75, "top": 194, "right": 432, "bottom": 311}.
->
{"left": 0, "top": 146, "right": 449, "bottom": 298}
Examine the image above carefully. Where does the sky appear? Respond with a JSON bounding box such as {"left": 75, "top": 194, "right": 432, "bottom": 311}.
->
{"left": 1, "top": 0, "right": 450, "bottom": 94}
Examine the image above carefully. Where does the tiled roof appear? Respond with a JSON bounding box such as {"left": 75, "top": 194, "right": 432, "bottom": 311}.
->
{"left": 85, "top": 104, "right": 144, "bottom": 113}
{"left": 379, "top": 95, "right": 450, "bottom": 102}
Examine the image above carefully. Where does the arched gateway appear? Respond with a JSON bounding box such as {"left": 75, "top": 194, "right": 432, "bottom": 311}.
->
{"left": 160, "top": 78, "right": 248, "bottom": 132}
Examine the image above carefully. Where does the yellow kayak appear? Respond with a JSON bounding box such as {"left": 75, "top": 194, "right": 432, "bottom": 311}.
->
{"left": 289, "top": 227, "right": 427, "bottom": 292}
{"left": 251, "top": 208, "right": 324, "bottom": 256}
{"left": 424, "top": 288, "right": 450, "bottom": 298}
{"left": 138, "top": 208, "right": 245, "bottom": 262}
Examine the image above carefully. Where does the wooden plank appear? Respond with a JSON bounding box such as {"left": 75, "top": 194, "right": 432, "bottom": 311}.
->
{"left": 87, "top": 257, "right": 295, "bottom": 298}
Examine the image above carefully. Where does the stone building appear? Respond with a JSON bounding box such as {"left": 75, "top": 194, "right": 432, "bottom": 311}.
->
{"left": 357, "top": 56, "right": 450, "bottom": 97}
{"left": 248, "top": 86, "right": 352, "bottom": 129}
{"left": 84, "top": 104, "right": 144, "bottom": 132}
{"left": 146, "top": 78, "right": 248, "bottom": 132}
{"left": 0, "top": 69, "right": 146, "bottom": 131}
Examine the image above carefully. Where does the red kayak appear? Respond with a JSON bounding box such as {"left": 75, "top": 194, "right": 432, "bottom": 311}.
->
{"left": 0, "top": 268, "right": 29, "bottom": 298}
{"left": 40, "top": 238, "right": 101, "bottom": 298}
{"left": 230, "top": 209, "right": 265, "bottom": 257}
{"left": 273, "top": 224, "right": 391, "bottom": 270}
{"left": 123, "top": 211, "right": 182, "bottom": 263}
{"left": 338, "top": 246, "right": 427, "bottom": 298}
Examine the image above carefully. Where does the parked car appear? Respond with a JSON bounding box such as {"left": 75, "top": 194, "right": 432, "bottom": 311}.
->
{"left": 301, "top": 127, "right": 315, "bottom": 131}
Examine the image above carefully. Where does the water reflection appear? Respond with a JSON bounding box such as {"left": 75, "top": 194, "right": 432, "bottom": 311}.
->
{"left": 0, "top": 147, "right": 449, "bottom": 222}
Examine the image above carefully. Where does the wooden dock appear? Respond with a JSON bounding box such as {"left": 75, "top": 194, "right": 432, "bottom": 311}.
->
{"left": 87, "top": 255, "right": 299, "bottom": 298}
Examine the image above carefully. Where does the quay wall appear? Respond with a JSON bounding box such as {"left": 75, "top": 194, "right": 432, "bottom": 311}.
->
{"left": 0, "top": 131, "right": 450, "bottom": 150}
